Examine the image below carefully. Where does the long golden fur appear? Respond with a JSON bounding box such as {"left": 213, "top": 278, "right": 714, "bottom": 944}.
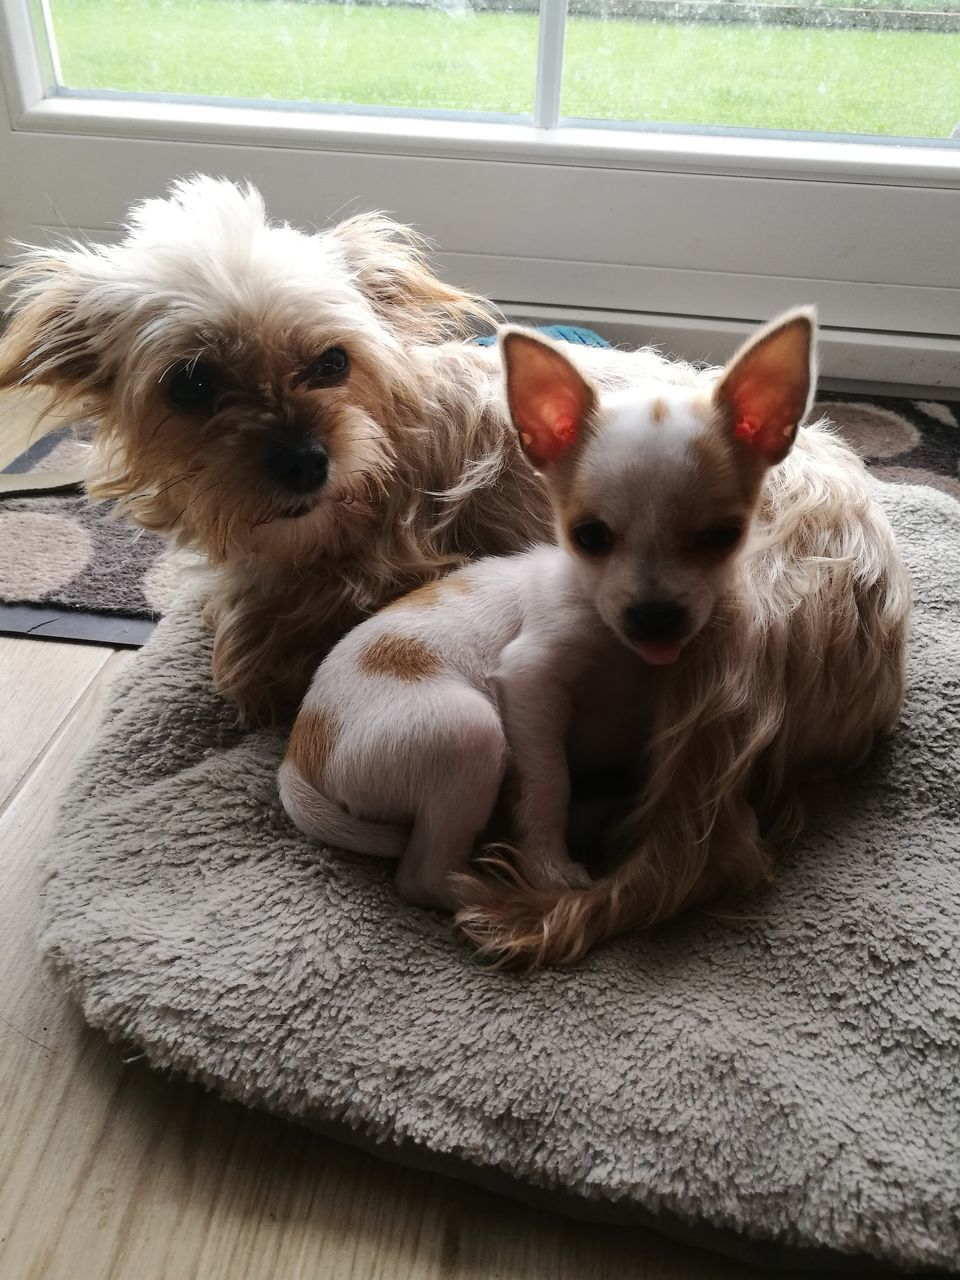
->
{"left": 0, "top": 177, "right": 910, "bottom": 964}
{"left": 456, "top": 424, "right": 909, "bottom": 965}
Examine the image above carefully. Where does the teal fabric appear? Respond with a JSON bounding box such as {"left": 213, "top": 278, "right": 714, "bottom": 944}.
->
{"left": 474, "top": 325, "right": 609, "bottom": 347}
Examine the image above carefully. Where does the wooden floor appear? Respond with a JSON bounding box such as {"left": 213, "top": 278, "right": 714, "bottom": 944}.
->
{"left": 0, "top": 393, "right": 740, "bottom": 1280}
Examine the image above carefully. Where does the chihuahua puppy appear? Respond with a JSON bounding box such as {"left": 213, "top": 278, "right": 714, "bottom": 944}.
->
{"left": 454, "top": 311, "right": 911, "bottom": 965}
{"left": 0, "top": 176, "right": 697, "bottom": 723}
{"left": 281, "top": 309, "right": 908, "bottom": 943}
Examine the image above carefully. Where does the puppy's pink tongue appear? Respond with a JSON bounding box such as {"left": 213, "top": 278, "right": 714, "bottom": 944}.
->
{"left": 636, "top": 641, "right": 682, "bottom": 665}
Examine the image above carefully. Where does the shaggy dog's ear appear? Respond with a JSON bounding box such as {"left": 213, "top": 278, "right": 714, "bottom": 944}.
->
{"left": 333, "top": 213, "right": 496, "bottom": 343}
{"left": 0, "top": 251, "right": 115, "bottom": 401}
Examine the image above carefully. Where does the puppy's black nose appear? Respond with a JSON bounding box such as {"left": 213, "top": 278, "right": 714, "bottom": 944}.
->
{"left": 623, "top": 601, "right": 689, "bottom": 643}
{"left": 267, "top": 440, "right": 329, "bottom": 494}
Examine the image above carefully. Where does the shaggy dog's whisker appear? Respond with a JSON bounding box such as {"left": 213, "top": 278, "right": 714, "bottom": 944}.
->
{"left": 170, "top": 479, "right": 222, "bottom": 530}
{"left": 147, "top": 410, "right": 177, "bottom": 444}
{"left": 137, "top": 468, "right": 199, "bottom": 503}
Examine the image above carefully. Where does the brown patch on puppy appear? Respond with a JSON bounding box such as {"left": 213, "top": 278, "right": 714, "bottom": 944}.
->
{"left": 360, "top": 633, "right": 442, "bottom": 681}
{"left": 386, "top": 574, "right": 473, "bottom": 612}
{"left": 286, "top": 707, "right": 339, "bottom": 781}
{"left": 650, "top": 398, "right": 668, "bottom": 425}
{"left": 385, "top": 580, "right": 443, "bottom": 611}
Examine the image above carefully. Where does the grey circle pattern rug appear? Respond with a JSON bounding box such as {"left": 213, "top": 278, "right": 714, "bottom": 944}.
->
{"left": 0, "top": 426, "right": 167, "bottom": 616}
{"left": 0, "top": 424, "right": 168, "bottom": 644}
{"left": 39, "top": 478, "right": 960, "bottom": 1272}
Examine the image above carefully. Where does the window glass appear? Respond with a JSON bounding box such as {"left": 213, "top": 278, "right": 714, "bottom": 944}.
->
{"left": 49, "top": 0, "right": 540, "bottom": 115}
{"left": 562, "top": 0, "right": 960, "bottom": 140}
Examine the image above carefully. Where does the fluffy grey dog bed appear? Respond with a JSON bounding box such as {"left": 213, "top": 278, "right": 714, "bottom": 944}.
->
{"left": 40, "top": 481, "right": 960, "bottom": 1273}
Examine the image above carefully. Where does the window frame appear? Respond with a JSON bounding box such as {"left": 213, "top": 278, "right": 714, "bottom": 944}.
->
{"left": 2, "top": 0, "right": 959, "bottom": 389}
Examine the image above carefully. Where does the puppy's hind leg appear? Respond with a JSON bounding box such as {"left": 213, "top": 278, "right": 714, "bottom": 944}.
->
{"left": 394, "top": 691, "right": 508, "bottom": 913}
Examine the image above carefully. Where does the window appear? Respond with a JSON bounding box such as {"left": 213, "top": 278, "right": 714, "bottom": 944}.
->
{"left": 48, "top": 0, "right": 541, "bottom": 116}
{"left": 2, "top": 0, "right": 958, "bottom": 386}
{"left": 564, "top": 0, "right": 960, "bottom": 140}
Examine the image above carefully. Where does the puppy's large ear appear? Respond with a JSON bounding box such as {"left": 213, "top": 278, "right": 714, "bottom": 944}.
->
{"left": 0, "top": 252, "right": 112, "bottom": 401}
{"left": 501, "top": 328, "right": 597, "bottom": 470}
{"left": 334, "top": 213, "right": 495, "bottom": 342}
{"left": 713, "top": 307, "right": 816, "bottom": 467}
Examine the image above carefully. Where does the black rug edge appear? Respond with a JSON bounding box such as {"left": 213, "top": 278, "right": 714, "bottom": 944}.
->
{"left": 0, "top": 603, "right": 156, "bottom": 648}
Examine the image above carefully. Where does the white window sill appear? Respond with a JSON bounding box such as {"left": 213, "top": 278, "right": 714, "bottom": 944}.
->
{"left": 17, "top": 94, "right": 960, "bottom": 186}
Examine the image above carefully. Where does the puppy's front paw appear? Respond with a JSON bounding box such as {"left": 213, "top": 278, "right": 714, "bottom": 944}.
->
{"left": 563, "top": 859, "right": 594, "bottom": 889}
{"left": 521, "top": 847, "right": 593, "bottom": 892}
{"left": 394, "top": 862, "right": 459, "bottom": 914}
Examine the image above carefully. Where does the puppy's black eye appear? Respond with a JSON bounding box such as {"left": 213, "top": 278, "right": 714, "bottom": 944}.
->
{"left": 300, "top": 346, "right": 350, "bottom": 388}
{"left": 693, "top": 524, "right": 744, "bottom": 552}
{"left": 571, "top": 520, "right": 614, "bottom": 555}
{"left": 167, "top": 361, "right": 220, "bottom": 411}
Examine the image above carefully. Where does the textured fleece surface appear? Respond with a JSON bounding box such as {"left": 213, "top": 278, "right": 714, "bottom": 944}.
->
{"left": 39, "top": 481, "right": 960, "bottom": 1272}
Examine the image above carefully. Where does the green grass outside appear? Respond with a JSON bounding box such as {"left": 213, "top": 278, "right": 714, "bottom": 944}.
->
{"left": 51, "top": 0, "right": 960, "bottom": 137}
{"left": 565, "top": 19, "right": 960, "bottom": 133}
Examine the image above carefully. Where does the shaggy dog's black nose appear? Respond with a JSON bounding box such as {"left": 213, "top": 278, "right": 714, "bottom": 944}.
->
{"left": 623, "top": 601, "right": 689, "bottom": 642}
{"left": 267, "top": 440, "right": 329, "bottom": 494}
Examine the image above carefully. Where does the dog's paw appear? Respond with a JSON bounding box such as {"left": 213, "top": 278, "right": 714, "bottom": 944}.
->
{"left": 553, "top": 858, "right": 593, "bottom": 890}
{"left": 394, "top": 861, "right": 459, "bottom": 914}
{"left": 520, "top": 847, "right": 593, "bottom": 892}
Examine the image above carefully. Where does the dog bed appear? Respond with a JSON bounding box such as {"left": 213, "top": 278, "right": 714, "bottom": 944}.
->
{"left": 39, "top": 479, "right": 960, "bottom": 1273}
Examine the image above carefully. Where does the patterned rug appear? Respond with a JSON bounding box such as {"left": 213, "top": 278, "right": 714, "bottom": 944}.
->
{"left": 0, "top": 425, "right": 169, "bottom": 645}
{"left": 820, "top": 392, "right": 960, "bottom": 500}
{"left": 1, "top": 393, "right": 957, "bottom": 648}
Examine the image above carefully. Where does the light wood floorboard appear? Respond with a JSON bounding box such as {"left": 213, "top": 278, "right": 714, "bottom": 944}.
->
{"left": 0, "top": 638, "right": 112, "bottom": 811}
{"left": 0, "top": 387, "right": 78, "bottom": 470}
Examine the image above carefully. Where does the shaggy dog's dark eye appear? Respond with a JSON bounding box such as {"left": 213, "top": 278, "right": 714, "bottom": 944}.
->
{"left": 571, "top": 520, "right": 614, "bottom": 555}
{"left": 300, "top": 347, "right": 350, "bottom": 388}
{"left": 167, "top": 361, "right": 220, "bottom": 411}
{"left": 693, "top": 524, "right": 744, "bottom": 552}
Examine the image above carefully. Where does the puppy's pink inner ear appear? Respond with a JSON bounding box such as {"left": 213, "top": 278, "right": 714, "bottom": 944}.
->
{"left": 504, "top": 337, "right": 593, "bottom": 468}
{"left": 716, "top": 315, "right": 813, "bottom": 466}
{"left": 515, "top": 396, "right": 580, "bottom": 467}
